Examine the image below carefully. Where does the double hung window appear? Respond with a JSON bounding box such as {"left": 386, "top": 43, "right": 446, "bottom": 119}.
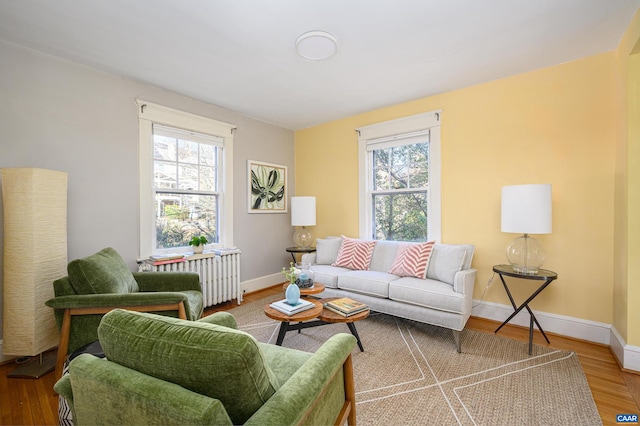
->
{"left": 137, "top": 101, "right": 235, "bottom": 257}
{"left": 152, "top": 125, "right": 221, "bottom": 250}
{"left": 357, "top": 111, "right": 441, "bottom": 242}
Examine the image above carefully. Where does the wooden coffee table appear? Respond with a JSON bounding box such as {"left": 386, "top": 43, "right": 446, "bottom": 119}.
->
{"left": 263, "top": 296, "right": 369, "bottom": 351}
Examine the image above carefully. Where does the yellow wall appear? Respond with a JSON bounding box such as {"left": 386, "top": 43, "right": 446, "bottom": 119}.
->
{"left": 295, "top": 53, "right": 617, "bottom": 324}
{"left": 613, "top": 9, "right": 640, "bottom": 346}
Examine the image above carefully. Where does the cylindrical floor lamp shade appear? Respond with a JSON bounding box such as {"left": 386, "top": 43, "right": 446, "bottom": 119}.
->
{"left": 2, "top": 168, "right": 67, "bottom": 370}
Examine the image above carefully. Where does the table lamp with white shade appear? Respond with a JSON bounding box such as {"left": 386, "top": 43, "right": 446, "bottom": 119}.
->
{"left": 501, "top": 184, "right": 552, "bottom": 274}
{"left": 291, "top": 196, "right": 316, "bottom": 249}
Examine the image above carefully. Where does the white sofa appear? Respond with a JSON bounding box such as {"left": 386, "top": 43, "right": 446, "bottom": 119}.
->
{"left": 302, "top": 238, "right": 476, "bottom": 352}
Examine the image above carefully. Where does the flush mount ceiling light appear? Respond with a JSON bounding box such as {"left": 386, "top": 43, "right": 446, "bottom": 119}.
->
{"left": 296, "top": 31, "right": 337, "bottom": 61}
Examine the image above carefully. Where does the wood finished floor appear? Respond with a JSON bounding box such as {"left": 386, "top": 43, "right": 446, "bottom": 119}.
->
{"left": 1, "top": 285, "right": 638, "bottom": 426}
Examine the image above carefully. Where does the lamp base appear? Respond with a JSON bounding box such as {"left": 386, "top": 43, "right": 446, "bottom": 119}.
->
{"left": 7, "top": 352, "right": 56, "bottom": 379}
{"left": 293, "top": 226, "right": 312, "bottom": 249}
{"left": 506, "top": 234, "right": 545, "bottom": 275}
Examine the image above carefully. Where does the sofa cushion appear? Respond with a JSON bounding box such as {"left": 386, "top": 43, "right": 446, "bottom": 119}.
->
{"left": 337, "top": 270, "right": 398, "bottom": 298}
{"left": 98, "top": 309, "right": 280, "bottom": 425}
{"left": 368, "top": 240, "right": 401, "bottom": 272}
{"left": 389, "top": 277, "right": 466, "bottom": 314}
{"left": 68, "top": 247, "right": 138, "bottom": 294}
{"left": 388, "top": 241, "right": 435, "bottom": 278}
{"left": 315, "top": 237, "right": 342, "bottom": 265}
{"left": 426, "top": 244, "right": 468, "bottom": 285}
{"left": 332, "top": 236, "right": 377, "bottom": 270}
{"left": 312, "top": 264, "right": 351, "bottom": 288}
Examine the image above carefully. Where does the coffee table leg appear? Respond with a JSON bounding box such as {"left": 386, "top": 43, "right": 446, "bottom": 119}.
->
{"left": 347, "top": 322, "right": 364, "bottom": 352}
{"left": 276, "top": 322, "right": 289, "bottom": 346}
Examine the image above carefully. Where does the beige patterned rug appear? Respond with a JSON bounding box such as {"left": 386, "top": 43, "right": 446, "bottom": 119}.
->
{"left": 229, "top": 296, "right": 602, "bottom": 426}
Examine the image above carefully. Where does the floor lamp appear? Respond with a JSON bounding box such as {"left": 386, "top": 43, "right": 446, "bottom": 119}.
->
{"left": 2, "top": 168, "right": 67, "bottom": 378}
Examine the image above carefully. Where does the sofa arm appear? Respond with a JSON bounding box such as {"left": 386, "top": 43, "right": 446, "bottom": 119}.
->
{"left": 301, "top": 253, "right": 317, "bottom": 264}
{"left": 197, "top": 312, "right": 238, "bottom": 330}
{"left": 245, "top": 333, "right": 357, "bottom": 426}
{"left": 62, "top": 354, "right": 233, "bottom": 425}
{"left": 133, "top": 272, "right": 201, "bottom": 292}
{"left": 453, "top": 268, "right": 477, "bottom": 294}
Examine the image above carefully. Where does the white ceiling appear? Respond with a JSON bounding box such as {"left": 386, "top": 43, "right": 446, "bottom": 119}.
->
{"left": 1, "top": 0, "right": 638, "bottom": 130}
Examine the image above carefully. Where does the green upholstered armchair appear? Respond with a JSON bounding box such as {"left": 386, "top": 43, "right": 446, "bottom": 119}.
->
{"left": 54, "top": 309, "right": 357, "bottom": 426}
{"left": 45, "top": 247, "right": 204, "bottom": 379}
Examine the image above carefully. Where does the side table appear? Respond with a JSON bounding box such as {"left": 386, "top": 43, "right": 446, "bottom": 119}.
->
{"left": 285, "top": 246, "right": 316, "bottom": 263}
{"left": 493, "top": 264, "right": 558, "bottom": 355}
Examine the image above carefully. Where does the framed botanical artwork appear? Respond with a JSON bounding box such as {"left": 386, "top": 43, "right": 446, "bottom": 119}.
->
{"left": 248, "top": 160, "right": 287, "bottom": 213}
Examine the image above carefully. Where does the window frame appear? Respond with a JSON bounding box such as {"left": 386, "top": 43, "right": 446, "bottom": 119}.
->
{"left": 137, "top": 100, "right": 236, "bottom": 258}
{"left": 357, "top": 110, "right": 442, "bottom": 242}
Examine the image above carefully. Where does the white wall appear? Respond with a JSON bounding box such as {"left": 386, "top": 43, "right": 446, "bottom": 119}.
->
{"left": 0, "top": 40, "right": 295, "bottom": 343}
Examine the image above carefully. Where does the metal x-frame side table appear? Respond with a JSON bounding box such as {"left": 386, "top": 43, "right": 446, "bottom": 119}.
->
{"left": 493, "top": 264, "right": 558, "bottom": 355}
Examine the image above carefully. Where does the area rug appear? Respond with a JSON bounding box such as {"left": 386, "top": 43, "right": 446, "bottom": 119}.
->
{"left": 228, "top": 296, "right": 602, "bottom": 426}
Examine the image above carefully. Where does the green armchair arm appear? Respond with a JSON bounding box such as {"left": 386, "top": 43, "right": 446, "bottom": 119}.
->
{"left": 133, "top": 272, "right": 201, "bottom": 292}
{"left": 245, "top": 333, "right": 357, "bottom": 426}
{"left": 45, "top": 292, "right": 189, "bottom": 310}
{"left": 197, "top": 312, "right": 238, "bottom": 329}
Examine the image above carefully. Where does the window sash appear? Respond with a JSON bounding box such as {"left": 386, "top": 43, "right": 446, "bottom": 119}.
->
{"left": 357, "top": 110, "right": 441, "bottom": 243}
{"left": 137, "top": 100, "right": 235, "bottom": 258}
{"left": 153, "top": 124, "right": 224, "bottom": 147}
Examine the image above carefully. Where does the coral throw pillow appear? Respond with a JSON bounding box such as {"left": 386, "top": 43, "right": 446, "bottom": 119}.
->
{"left": 388, "top": 241, "right": 435, "bottom": 278}
{"left": 332, "top": 237, "right": 377, "bottom": 270}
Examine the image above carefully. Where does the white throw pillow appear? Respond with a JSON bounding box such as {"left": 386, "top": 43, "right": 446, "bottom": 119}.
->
{"left": 315, "top": 237, "right": 342, "bottom": 265}
{"left": 426, "top": 244, "right": 468, "bottom": 285}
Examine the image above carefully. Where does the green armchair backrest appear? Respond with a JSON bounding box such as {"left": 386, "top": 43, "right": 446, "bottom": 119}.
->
{"left": 67, "top": 247, "right": 139, "bottom": 294}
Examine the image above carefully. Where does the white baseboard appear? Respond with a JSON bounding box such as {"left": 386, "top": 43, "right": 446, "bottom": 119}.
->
{"left": 241, "top": 273, "right": 283, "bottom": 296}
{"left": 610, "top": 326, "right": 640, "bottom": 372}
{"left": 471, "top": 300, "right": 611, "bottom": 345}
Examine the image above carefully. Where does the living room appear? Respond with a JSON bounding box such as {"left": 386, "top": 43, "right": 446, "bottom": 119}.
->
{"left": 1, "top": 1, "right": 639, "bottom": 424}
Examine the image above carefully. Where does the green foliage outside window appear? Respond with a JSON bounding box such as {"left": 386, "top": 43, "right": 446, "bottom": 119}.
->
{"left": 372, "top": 141, "right": 429, "bottom": 242}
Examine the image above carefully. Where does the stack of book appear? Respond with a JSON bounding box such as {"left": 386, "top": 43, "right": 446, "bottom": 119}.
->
{"left": 146, "top": 254, "right": 187, "bottom": 266}
{"left": 269, "top": 298, "right": 315, "bottom": 316}
{"left": 324, "top": 297, "right": 369, "bottom": 317}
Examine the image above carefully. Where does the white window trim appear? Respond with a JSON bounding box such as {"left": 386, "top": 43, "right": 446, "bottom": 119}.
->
{"left": 356, "top": 110, "right": 442, "bottom": 242}
{"left": 137, "top": 100, "right": 236, "bottom": 258}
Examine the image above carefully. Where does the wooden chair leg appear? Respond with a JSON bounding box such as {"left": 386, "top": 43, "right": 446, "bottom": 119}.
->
{"left": 344, "top": 354, "right": 356, "bottom": 425}
{"left": 178, "top": 301, "right": 187, "bottom": 320}
{"left": 55, "top": 309, "right": 72, "bottom": 381}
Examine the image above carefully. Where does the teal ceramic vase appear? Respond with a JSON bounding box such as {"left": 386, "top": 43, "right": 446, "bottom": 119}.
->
{"left": 285, "top": 283, "right": 300, "bottom": 305}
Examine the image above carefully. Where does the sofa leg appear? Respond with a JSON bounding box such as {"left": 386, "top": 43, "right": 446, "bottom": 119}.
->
{"left": 453, "top": 330, "right": 461, "bottom": 353}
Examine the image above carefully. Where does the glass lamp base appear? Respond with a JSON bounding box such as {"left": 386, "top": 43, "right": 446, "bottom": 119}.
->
{"left": 293, "top": 227, "right": 312, "bottom": 249}
{"left": 506, "top": 234, "right": 545, "bottom": 274}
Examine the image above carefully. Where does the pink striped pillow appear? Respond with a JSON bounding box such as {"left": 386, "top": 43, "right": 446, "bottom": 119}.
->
{"left": 388, "top": 241, "right": 435, "bottom": 278}
{"left": 332, "top": 237, "right": 377, "bottom": 270}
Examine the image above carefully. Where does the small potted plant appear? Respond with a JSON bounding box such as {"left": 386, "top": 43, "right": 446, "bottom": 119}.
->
{"left": 281, "top": 262, "right": 300, "bottom": 305}
{"left": 188, "top": 236, "right": 208, "bottom": 254}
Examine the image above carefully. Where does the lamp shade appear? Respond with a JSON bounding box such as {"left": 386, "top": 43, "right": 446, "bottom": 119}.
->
{"left": 291, "top": 196, "right": 316, "bottom": 226}
{"left": 501, "top": 184, "right": 552, "bottom": 234}
{"left": 2, "top": 168, "right": 67, "bottom": 357}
